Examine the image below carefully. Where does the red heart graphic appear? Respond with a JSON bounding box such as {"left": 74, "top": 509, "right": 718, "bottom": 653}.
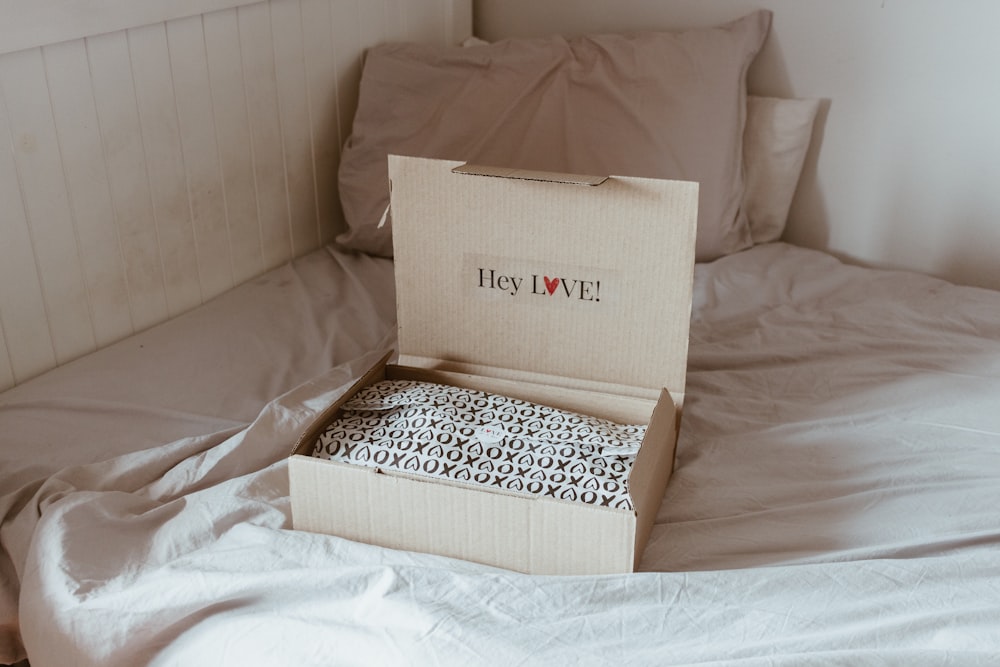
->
{"left": 543, "top": 276, "right": 560, "bottom": 295}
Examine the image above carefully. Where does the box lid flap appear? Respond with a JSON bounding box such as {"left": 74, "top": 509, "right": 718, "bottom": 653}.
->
{"left": 388, "top": 155, "right": 698, "bottom": 397}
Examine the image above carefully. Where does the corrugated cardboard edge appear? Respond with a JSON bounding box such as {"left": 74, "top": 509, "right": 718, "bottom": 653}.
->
{"left": 289, "top": 357, "right": 666, "bottom": 575}
{"left": 397, "top": 353, "right": 663, "bottom": 404}
{"left": 451, "top": 163, "right": 609, "bottom": 186}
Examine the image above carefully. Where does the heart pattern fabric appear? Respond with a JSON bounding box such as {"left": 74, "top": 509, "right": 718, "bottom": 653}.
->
{"left": 311, "top": 380, "right": 643, "bottom": 510}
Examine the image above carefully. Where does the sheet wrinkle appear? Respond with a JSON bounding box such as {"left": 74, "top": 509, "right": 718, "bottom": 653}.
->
{"left": 5, "top": 243, "right": 1000, "bottom": 665}
{"left": 0, "top": 249, "right": 398, "bottom": 663}
{"left": 0, "top": 396, "right": 248, "bottom": 435}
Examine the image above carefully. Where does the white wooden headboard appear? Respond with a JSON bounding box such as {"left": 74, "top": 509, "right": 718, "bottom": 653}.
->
{"left": 476, "top": 0, "right": 1000, "bottom": 293}
{"left": 0, "top": 0, "right": 471, "bottom": 391}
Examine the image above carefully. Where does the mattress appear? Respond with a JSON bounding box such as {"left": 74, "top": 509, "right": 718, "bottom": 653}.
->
{"left": 3, "top": 241, "right": 999, "bottom": 665}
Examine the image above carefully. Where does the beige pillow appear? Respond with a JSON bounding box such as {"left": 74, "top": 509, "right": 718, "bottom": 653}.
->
{"left": 337, "top": 11, "right": 772, "bottom": 262}
{"left": 743, "top": 96, "right": 821, "bottom": 244}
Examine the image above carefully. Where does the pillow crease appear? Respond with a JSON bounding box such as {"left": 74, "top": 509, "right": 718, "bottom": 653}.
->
{"left": 337, "top": 10, "right": 772, "bottom": 262}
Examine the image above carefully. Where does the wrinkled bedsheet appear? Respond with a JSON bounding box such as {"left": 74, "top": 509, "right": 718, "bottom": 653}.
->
{"left": 3, "top": 243, "right": 1000, "bottom": 665}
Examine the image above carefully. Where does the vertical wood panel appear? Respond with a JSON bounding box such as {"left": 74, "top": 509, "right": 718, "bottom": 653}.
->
{"left": 0, "top": 77, "right": 57, "bottom": 383}
{"left": 407, "top": 0, "right": 445, "bottom": 42}
{"left": 330, "top": 0, "right": 362, "bottom": 155}
{"left": 0, "top": 48, "right": 97, "bottom": 365}
{"left": 43, "top": 38, "right": 134, "bottom": 348}
{"left": 270, "top": 0, "right": 320, "bottom": 256}
{"left": 0, "top": 0, "right": 268, "bottom": 56}
{"left": 202, "top": 7, "right": 265, "bottom": 285}
{"left": 447, "top": 0, "right": 472, "bottom": 44}
{"left": 238, "top": 2, "right": 293, "bottom": 270}
{"left": 128, "top": 22, "right": 203, "bottom": 316}
{"left": 0, "top": 320, "right": 14, "bottom": 392}
{"left": 87, "top": 29, "right": 170, "bottom": 332}
{"left": 167, "top": 14, "right": 235, "bottom": 301}
{"left": 301, "top": 0, "right": 342, "bottom": 244}
{"left": 358, "top": 0, "right": 388, "bottom": 49}
{"left": 0, "top": 0, "right": 468, "bottom": 388}
{"left": 384, "top": 0, "right": 408, "bottom": 42}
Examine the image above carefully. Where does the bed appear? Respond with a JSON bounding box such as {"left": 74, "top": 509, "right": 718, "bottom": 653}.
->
{"left": 3, "top": 1, "right": 1000, "bottom": 665}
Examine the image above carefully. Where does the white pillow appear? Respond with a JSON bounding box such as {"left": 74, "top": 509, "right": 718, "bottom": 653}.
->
{"left": 459, "top": 42, "right": 820, "bottom": 248}
{"left": 451, "top": 41, "right": 820, "bottom": 249}
{"left": 743, "top": 95, "right": 821, "bottom": 244}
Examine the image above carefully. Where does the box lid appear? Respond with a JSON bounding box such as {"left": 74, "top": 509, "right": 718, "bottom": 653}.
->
{"left": 388, "top": 155, "right": 698, "bottom": 400}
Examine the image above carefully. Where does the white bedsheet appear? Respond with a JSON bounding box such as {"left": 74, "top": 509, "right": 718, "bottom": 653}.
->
{"left": 0, "top": 247, "right": 396, "bottom": 664}
{"left": 3, "top": 243, "right": 1000, "bottom": 665}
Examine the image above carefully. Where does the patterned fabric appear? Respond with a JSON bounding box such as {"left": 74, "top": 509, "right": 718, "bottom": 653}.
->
{"left": 312, "top": 380, "right": 644, "bottom": 510}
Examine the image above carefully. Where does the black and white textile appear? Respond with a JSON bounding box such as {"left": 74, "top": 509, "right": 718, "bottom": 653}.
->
{"left": 311, "top": 380, "right": 644, "bottom": 509}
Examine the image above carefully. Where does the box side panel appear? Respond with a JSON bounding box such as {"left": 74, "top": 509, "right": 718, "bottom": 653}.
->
{"left": 529, "top": 497, "right": 635, "bottom": 575}
{"left": 290, "top": 456, "right": 636, "bottom": 575}
{"left": 627, "top": 389, "right": 679, "bottom": 568}
{"left": 397, "top": 353, "right": 660, "bottom": 403}
{"left": 387, "top": 365, "right": 654, "bottom": 425}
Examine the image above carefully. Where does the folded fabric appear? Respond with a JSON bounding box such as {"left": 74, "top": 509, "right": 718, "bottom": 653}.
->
{"left": 312, "top": 380, "right": 644, "bottom": 510}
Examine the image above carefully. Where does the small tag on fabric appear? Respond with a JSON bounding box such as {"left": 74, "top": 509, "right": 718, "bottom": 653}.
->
{"left": 599, "top": 443, "right": 641, "bottom": 458}
{"left": 475, "top": 423, "right": 506, "bottom": 445}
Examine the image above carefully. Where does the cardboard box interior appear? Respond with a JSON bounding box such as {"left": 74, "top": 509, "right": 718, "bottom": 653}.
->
{"left": 289, "top": 156, "right": 698, "bottom": 575}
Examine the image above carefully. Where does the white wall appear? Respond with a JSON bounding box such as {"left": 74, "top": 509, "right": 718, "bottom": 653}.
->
{"left": 475, "top": 0, "right": 1000, "bottom": 291}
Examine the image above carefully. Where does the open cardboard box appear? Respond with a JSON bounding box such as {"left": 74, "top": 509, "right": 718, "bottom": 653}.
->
{"left": 289, "top": 155, "right": 698, "bottom": 575}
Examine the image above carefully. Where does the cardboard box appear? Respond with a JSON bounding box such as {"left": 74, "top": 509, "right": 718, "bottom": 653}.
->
{"left": 289, "top": 155, "right": 698, "bottom": 575}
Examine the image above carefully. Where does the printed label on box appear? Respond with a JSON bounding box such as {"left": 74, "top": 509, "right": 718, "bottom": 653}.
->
{"left": 464, "top": 254, "right": 619, "bottom": 310}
